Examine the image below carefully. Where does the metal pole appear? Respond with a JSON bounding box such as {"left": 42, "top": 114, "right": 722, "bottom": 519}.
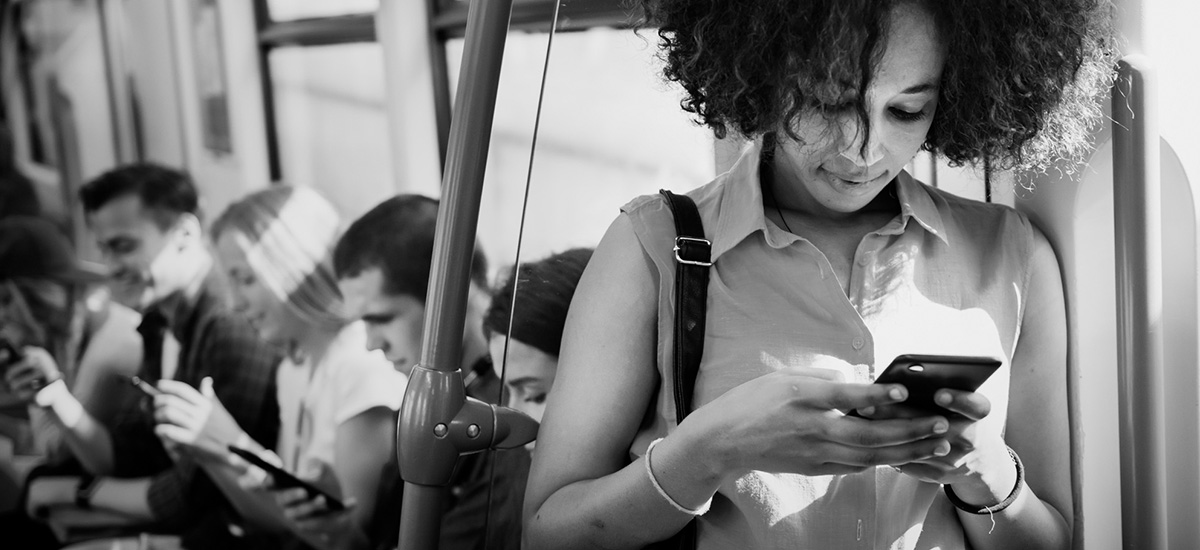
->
{"left": 395, "top": 0, "right": 514, "bottom": 547}
{"left": 1112, "top": 54, "right": 1168, "bottom": 550}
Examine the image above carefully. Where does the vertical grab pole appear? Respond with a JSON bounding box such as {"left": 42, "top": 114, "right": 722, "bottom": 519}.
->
{"left": 1112, "top": 54, "right": 1168, "bottom": 550}
{"left": 395, "top": 0, "right": 513, "bottom": 547}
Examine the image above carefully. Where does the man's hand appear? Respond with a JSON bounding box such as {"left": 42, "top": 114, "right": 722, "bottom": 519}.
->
{"left": 153, "top": 377, "right": 246, "bottom": 461}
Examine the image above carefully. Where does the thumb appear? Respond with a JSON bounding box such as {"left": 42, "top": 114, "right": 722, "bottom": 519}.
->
{"left": 201, "top": 376, "right": 215, "bottom": 399}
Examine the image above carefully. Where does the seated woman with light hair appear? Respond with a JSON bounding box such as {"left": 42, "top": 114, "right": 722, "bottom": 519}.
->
{"left": 152, "top": 186, "right": 405, "bottom": 549}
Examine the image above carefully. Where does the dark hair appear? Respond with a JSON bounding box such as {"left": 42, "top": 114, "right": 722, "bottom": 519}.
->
{"left": 333, "top": 195, "right": 488, "bottom": 301}
{"left": 483, "top": 248, "right": 593, "bottom": 358}
{"left": 79, "top": 163, "right": 199, "bottom": 228}
{"left": 640, "top": 0, "right": 1116, "bottom": 171}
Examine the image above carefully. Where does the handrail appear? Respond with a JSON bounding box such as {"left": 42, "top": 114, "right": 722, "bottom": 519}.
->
{"left": 394, "top": 0, "right": 524, "bottom": 548}
{"left": 1111, "top": 54, "right": 1168, "bottom": 550}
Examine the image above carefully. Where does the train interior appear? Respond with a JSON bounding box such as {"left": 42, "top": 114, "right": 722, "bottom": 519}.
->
{"left": 0, "top": 0, "right": 1196, "bottom": 548}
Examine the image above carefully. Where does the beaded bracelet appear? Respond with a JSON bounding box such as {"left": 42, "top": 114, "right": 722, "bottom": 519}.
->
{"left": 944, "top": 446, "right": 1025, "bottom": 515}
{"left": 645, "top": 438, "right": 713, "bottom": 516}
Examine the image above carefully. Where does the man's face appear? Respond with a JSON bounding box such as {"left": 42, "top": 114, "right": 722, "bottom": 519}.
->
{"left": 338, "top": 267, "right": 426, "bottom": 377}
{"left": 87, "top": 195, "right": 180, "bottom": 310}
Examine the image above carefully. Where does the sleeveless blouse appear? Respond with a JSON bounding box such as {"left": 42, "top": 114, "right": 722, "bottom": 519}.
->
{"left": 621, "top": 141, "right": 1035, "bottom": 549}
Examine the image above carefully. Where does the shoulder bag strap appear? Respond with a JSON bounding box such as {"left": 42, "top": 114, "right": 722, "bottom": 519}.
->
{"left": 659, "top": 189, "right": 711, "bottom": 421}
{"left": 649, "top": 189, "right": 710, "bottom": 550}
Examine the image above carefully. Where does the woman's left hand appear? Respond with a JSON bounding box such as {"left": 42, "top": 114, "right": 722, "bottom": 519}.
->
{"left": 152, "top": 377, "right": 245, "bottom": 460}
{"left": 862, "top": 389, "right": 1014, "bottom": 496}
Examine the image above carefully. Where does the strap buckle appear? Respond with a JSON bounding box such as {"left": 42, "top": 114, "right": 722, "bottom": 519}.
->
{"left": 673, "top": 236, "right": 713, "bottom": 267}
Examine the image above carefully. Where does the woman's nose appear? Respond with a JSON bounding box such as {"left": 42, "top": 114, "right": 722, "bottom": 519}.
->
{"left": 838, "top": 118, "right": 886, "bottom": 173}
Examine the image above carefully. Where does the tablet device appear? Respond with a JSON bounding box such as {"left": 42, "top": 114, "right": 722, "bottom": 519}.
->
{"left": 227, "top": 445, "right": 346, "bottom": 511}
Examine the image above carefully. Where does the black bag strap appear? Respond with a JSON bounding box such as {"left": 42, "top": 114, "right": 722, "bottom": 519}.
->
{"left": 659, "top": 189, "right": 711, "bottom": 421}
{"left": 644, "top": 189, "right": 709, "bottom": 550}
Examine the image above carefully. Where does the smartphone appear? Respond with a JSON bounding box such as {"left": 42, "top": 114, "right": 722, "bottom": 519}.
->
{"left": 227, "top": 445, "right": 346, "bottom": 511}
{"left": 854, "top": 354, "right": 1001, "bottom": 416}
{"left": 0, "top": 339, "right": 24, "bottom": 370}
{"left": 120, "top": 374, "right": 162, "bottom": 397}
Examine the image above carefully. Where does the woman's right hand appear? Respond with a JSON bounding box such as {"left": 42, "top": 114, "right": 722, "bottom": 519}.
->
{"left": 3, "top": 347, "right": 62, "bottom": 403}
{"left": 676, "top": 363, "right": 953, "bottom": 479}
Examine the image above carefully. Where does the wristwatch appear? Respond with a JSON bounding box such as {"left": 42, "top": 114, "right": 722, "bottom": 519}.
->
{"left": 75, "top": 475, "right": 99, "bottom": 509}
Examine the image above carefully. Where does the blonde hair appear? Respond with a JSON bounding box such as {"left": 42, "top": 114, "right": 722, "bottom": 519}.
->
{"left": 212, "top": 186, "right": 346, "bottom": 330}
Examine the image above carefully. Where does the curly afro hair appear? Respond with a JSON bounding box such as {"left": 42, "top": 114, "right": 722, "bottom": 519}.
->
{"left": 640, "top": 0, "right": 1117, "bottom": 172}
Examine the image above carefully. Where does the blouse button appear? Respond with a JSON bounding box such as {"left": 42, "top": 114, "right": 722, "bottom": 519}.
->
{"left": 852, "top": 336, "right": 865, "bottom": 350}
{"left": 857, "top": 255, "right": 870, "bottom": 267}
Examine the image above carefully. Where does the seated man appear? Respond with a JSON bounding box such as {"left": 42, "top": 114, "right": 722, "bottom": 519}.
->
{"left": 259, "top": 195, "right": 528, "bottom": 550}
{"left": 14, "top": 164, "right": 281, "bottom": 548}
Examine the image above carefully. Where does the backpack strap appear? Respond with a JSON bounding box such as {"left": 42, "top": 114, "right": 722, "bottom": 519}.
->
{"left": 658, "top": 189, "right": 710, "bottom": 421}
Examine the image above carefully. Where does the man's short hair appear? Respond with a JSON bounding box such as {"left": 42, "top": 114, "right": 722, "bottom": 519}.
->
{"left": 333, "top": 195, "right": 488, "bottom": 302}
{"left": 79, "top": 163, "right": 199, "bottom": 228}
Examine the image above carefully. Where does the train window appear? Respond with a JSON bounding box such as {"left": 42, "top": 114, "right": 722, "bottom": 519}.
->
{"left": 265, "top": 0, "right": 378, "bottom": 22}
{"left": 445, "top": 27, "right": 716, "bottom": 264}
{"left": 267, "top": 42, "right": 394, "bottom": 219}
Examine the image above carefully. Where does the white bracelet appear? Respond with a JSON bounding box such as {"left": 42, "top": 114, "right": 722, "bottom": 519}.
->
{"left": 644, "top": 437, "right": 713, "bottom": 516}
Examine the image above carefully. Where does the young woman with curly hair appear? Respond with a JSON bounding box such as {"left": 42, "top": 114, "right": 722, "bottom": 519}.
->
{"left": 523, "top": 0, "right": 1114, "bottom": 549}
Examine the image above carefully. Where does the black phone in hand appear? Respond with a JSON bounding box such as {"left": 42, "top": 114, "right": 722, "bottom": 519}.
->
{"left": 852, "top": 354, "right": 1001, "bottom": 416}
{"left": 227, "top": 445, "right": 346, "bottom": 511}
{"left": 0, "top": 339, "right": 24, "bottom": 370}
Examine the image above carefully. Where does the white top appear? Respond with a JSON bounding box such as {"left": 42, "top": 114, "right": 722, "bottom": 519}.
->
{"left": 275, "top": 321, "right": 406, "bottom": 476}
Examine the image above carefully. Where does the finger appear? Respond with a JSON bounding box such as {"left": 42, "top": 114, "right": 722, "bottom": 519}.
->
{"left": 200, "top": 376, "right": 215, "bottom": 399}
{"left": 780, "top": 365, "right": 847, "bottom": 383}
{"left": 6, "top": 366, "right": 43, "bottom": 388}
{"left": 857, "top": 403, "right": 928, "bottom": 420}
{"left": 154, "top": 424, "right": 197, "bottom": 446}
{"left": 823, "top": 437, "right": 952, "bottom": 468}
{"left": 893, "top": 462, "right": 952, "bottom": 484}
{"left": 237, "top": 466, "right": 271, "bottom": 491}
{"left": 826, "top": 415, "right": 949, "bottom": 448}
{"left": 153, "top": 403, "right": 198, "bottom": 429}
{"left": 283, "top": 496, "right": 327, "bottom": 521}
{"left": 156, "top": 379, "right": 204, "bottom": 404}
{"left": 934, "top": 389, "right": 991, "bottom": 421}
{"left": 274, "top": 487, "right": 312, "bottom": 509}
{"left": 810, "top": 381, "right": 908, "bottom": 411}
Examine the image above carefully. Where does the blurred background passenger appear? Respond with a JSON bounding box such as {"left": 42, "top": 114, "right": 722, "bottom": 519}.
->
{"left": 0, "top": 217, "right": 140, "bottom": 512}
{"left": 0, "top": 126, "right": 41, "bottom": 220}
{"left": 153, "top": 186, "right": 403, "bottom": 549}
{"left": 266, "top": 195, "right": 527, "bottom": 550}
{"left": 483, "top": 248, "right": 593, "bottom": 429}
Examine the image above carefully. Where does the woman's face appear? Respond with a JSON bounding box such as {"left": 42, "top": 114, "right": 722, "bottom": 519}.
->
{"left": 215, "top": 233, "right": 304, "bottom": 346}
{"left": 490, "top": 334, "right": 558, "bottom": 428}
{"left": 778, "top": 2, "right": 945, "bottom": 218}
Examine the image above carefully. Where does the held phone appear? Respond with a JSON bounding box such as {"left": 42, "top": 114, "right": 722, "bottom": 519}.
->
{"left": 227, "top": 445, "right": 346, "bottom": 511}
{"left": 120, "top": 374, "right": 162, "bottom": 397}
{"left": 0, "top": 339, "right": 23, "bottom": 371}
{"left": 852, "top": 354, "right": 1002, "bottom": 416}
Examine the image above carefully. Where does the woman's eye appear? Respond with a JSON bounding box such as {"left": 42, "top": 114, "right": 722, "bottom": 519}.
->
{"left": 525, "top": 393, "right": 547, "bottom": 405}
{"left": 890, "top": 107, "right": 927, "bottom": 122}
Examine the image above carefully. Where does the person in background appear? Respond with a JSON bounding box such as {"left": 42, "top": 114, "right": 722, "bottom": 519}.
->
{"left": 0, "top": 125, "right": 41, "bottom": 220}
{"left": 0, "top": 217, "right": 142, "bottom": 462}
{"left": 154, "top": 186, "right": 404, "bottom": 550}
{"left": 482, "top": 248, "right": 593, "bottom": 430}
{"left": 259, "top": 195, "right": 528, "bottom": 550}
{"left": 17, "top": 164, "right": 280, "bottom": 549}
{"left": 524, "top": 0, "right": 1113, "bottom": 548}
